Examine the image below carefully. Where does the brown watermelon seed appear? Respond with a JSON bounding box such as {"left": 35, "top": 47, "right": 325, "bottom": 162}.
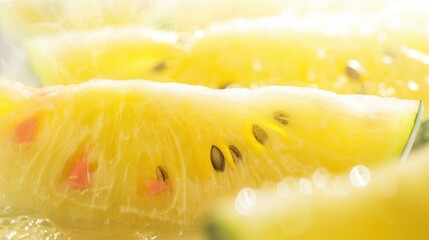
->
{"left": 156, "top": 166, "right": 168, "bottom": 181}
{"left": 218, "top": 82, "right": 233, "bottom": 89}
{"left": 210, "top": 145, "right": 225, "bottom": 172}
{"left": 252, "top": 125, "right": 268, "bottom": 145}
{"left": 229, "top": 145, "right": 242, "bottom": 164}
{"left": 152, "top": 61, "right": 167, "bottom": 72}
{"left": 345, "top": 59, "right": 363, "bottom": 81}
{"left": 273, "top": 111, "right": 289, "bottom": 126}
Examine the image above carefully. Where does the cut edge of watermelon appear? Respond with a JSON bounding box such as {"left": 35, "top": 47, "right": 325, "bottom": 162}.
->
{"left": 0, "top": 77, "right": 32, "bottom": 116}
{"left": 413, "top": 119, "right": 429, "bottom": 149}
{"left": 400, "top": 100, "right": 424, "bottom": 165}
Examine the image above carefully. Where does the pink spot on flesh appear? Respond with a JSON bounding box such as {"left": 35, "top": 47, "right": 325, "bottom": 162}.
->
{"left": 66, "top": 155, "right": 90, "bottom": 189}
{"left": 14, "top": 117, "right": 37, "bottom": 143}
{"left": 146, "top": 179, "right": 169, "bottom": 196}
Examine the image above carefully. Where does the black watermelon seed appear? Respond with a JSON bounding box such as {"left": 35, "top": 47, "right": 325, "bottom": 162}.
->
{"left": 273, "top": 111, "right": 289, "bottom": 126}
{"left": 346, "top": 60, "right": 363, "bottom": 81}
{"left": 218, "top": 82, "right": 233, "bottom": 89}
{"left": 152, "top": 61, "right": 167, "bottom": 72}
{"left": 228, "top": 145, "right": 242, "bottom": 164}
{"left": 156, "top": 166, "right": 168, "bottom": 181}
{"left": 210, "top": 145, "right": 225, "bottom": 172}
{"left": 252, "top": 125, "right": 268, "bottom": 145}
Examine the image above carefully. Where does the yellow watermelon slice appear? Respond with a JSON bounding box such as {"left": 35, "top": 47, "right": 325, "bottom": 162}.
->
{"left": 0, "top": 0, "right": 285, "bottom": 41}
{"left": 206, "top": 145, "right": 429, "bottom": 240}
{"left": 24, "top": 10, "right": 429, "bottom": 116}
{"left": 23, "top": 10, "right": 429, "bottom": 148}
{"left": 0, "top": 78, "right": 422, "bottom": 228}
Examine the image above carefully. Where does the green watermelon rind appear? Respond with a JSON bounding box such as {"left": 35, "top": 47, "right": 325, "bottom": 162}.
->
{"left": 400, "top": 100, "right": 424, "bottom": 164}
{"left": 413, "top": 118, "right": 429, "bottom": 149}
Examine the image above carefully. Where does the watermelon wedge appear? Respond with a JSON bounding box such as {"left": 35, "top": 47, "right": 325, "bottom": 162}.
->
{"left": 0, "top": 78, "right": 422, "bottom": 227}
{"left": 206, "top": 145, "right": 429, "bottom": 240}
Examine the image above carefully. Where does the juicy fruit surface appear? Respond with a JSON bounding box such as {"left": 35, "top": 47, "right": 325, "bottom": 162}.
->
{"left": 0, "top": 79, "right": 421, "bottom": 227}
{"left": 0, "top": 0, "right": 145, "bottom": 40}
{"left": 206, "top": 144, "right": 429, "bottom": 240}
{"left": 25, "top": 6, "right": 429, "bottom": 122}
{"left": 25, "top": 27, "right": 184, "bottom": 86}
{"left": 0, "top": 0, "right": 285, "bottom": 41}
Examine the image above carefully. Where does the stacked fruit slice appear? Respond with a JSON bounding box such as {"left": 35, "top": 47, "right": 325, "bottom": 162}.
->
{"left": 0, "top": 78, "right": 421, "bottom": 228}
{"left": 206, "top": 145, "right": 429, "bottom": 240}
{"left": 0, "top": 0, "right": 285, "bottom": 40}
{"left": 23, "top": 9, "right": 429, "bottom": 146}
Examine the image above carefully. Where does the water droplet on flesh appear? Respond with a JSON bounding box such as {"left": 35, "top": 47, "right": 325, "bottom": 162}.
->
{"left": 408, "top": 80, "right": 420, "bottom": 91}
{"left": 312, "top": 168, "right": 330, "bottom": 188}
{"left": 235, "top": 188, "right": 257, "bottom": 216}
{"left": 350, "top": 165, "right": 371, "bottom": 187}
{"left": 299, "top": 178, "right": 313, "bottom": 195}
{"left": 277, "top": 181, "right": 290, "bottom": 198}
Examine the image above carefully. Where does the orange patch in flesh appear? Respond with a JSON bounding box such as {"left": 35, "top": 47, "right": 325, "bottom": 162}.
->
{"left": 66, "top": 155, "right": 91, "bottom": 189}
{"left": 145, "top": 179, "right": 170, "bottom": 196}
{"left": 14, "top": 116, "right": 38, "bottom": 143}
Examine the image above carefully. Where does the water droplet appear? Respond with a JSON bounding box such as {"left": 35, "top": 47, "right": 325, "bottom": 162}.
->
{"left": 17, "top": 232, "right": 30, "bottom": 239}
{"left": 408, "top": 80, "right": 420, "bottom": 91}
{"left": 2, "top": 206, "right": 13, "bottom": 213}
{"left": 277, "top": 181, "right": 290, "bottom": 198}
{"left": 378, "top": 84, "right": 396, "bottom": 97}
{"left": 401, "top": 45, "right": 429, "bottom": 64}
{"left": 16, "top": 215, "right": 29, "bottom": 223}
{"left": 35, "top": 218, "right": 55, "bottom": 228}
{"left": 235, "top": 188, "right": 257, "bottom": 216}
{"left": 7, "top": 231, "right": 17, "bottom": 239}
{"left": 312, "top": 168, "right": 330, "bottom": 188}
{"left": 134, "top": 230, "right": 159, "bottom": 240}
{"left": 299, "top": 178, "right": 313, "bottom": 195}
{"left": 0, "top": 218, "right": 15, "bottom": 226}
{"left": 350, "top": 165, "right": 371, "bottom": 187}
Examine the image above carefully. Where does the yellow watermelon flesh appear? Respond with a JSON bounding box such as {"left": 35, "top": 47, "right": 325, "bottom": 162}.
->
{"left": 23, "top": 9, "right": 429, "bottom": 148}
{"left": 206, "top": 144, "right": 429, "bottom": 240}
{"left": 24, "top": 9, "right": 429, "bottom": 117}
{"left": 0, "top": 78, "right": 421, "bottom": 229}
